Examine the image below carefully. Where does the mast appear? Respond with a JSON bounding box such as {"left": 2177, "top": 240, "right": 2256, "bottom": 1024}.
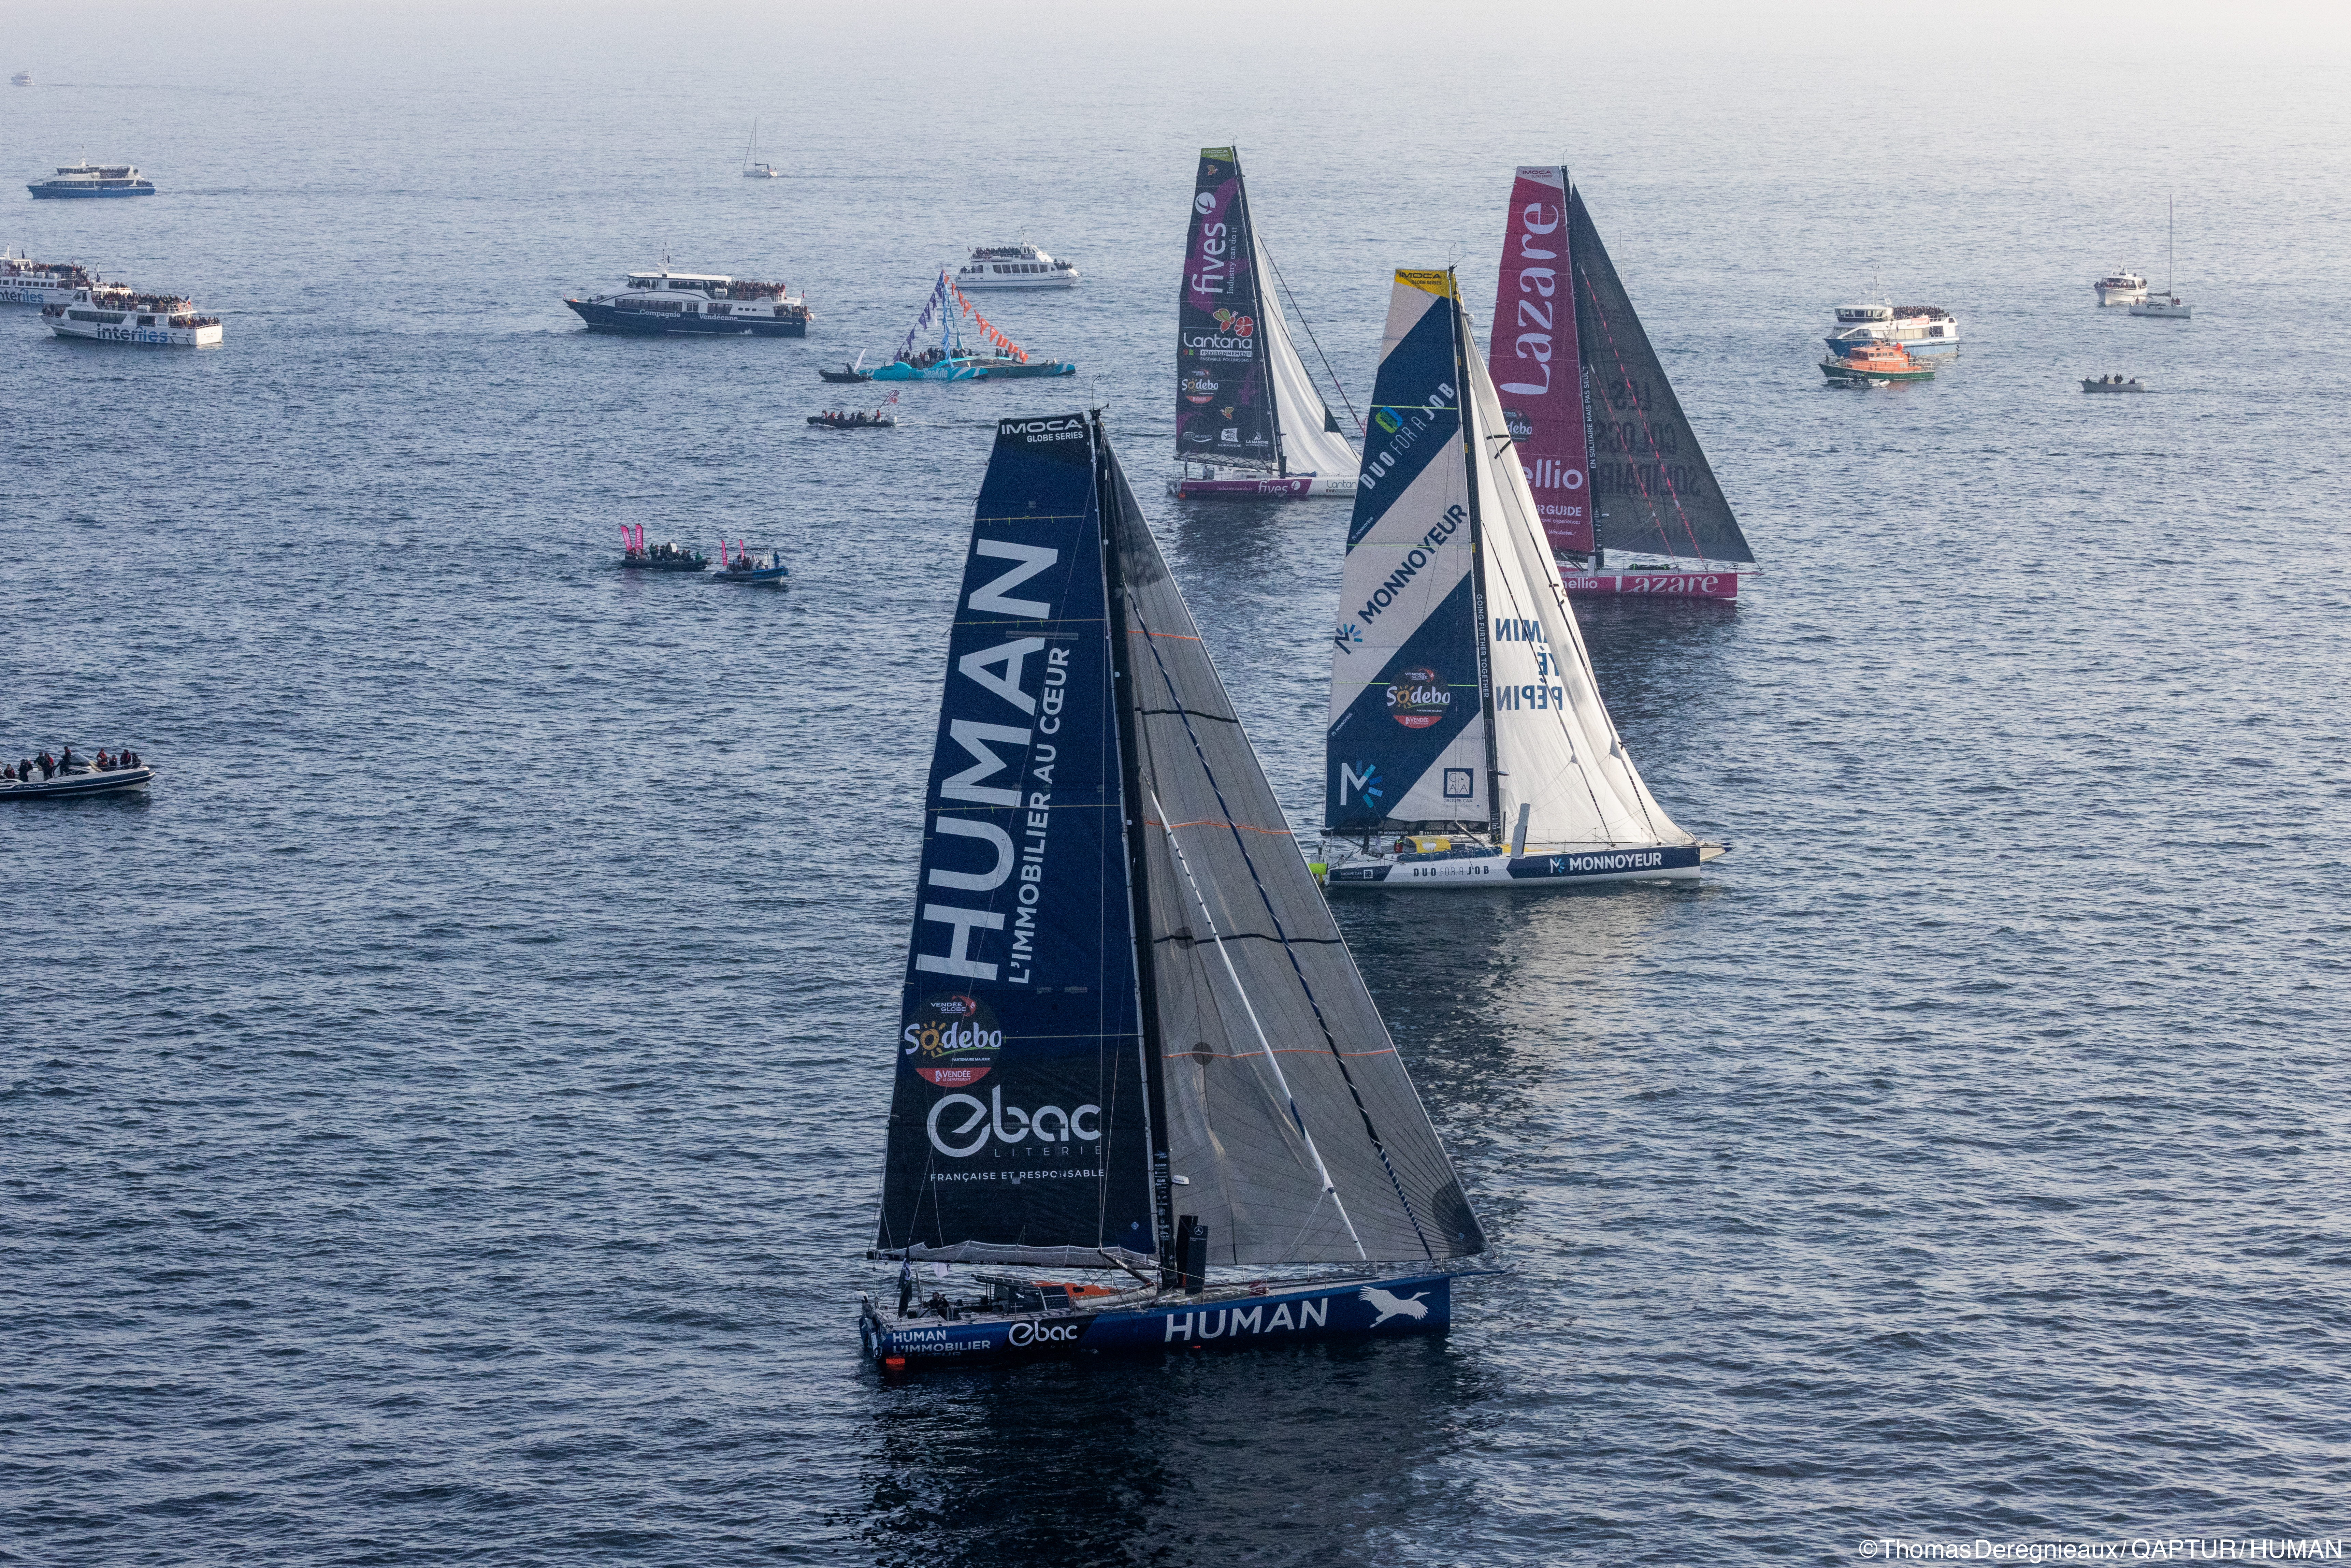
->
{"left": 1230, "top": 149, "right": 1284, "bottom": 477}
{"left": 1452, "top": 280, "right": 1504, "bottom": 842}
{"left": 1099, "top": 413, "right": 1176, "bottom": 1270}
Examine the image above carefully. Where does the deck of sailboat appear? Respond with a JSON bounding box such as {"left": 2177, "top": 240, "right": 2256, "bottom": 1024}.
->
{"left": 860, "top": 1269, "right": 1458, "bottom": 1367}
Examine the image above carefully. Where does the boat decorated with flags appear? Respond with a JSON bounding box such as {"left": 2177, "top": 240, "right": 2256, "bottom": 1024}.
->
{"left": 1317, "top": 268, "right": 1725, "bottom": 891}
{"left": 1485, "top": 167, "right": 1755, "bottom": 599}
{"left": 564, "top": 268, "right": 809, "bottom": 337}
{"left": 1171, "top": 147, "right": 1361, "bottom": 499}
{"left": 0, "top": 249, "right": 96, "bottom": 306}
{"left": 862, "top": 409, "right": 1487, "bottom": 1370}
{"left": 871, "top": 272, "right": 1075, "bottom": 380}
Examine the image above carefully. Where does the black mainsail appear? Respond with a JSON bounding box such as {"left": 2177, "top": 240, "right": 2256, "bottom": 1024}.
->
{"left": 1569, "top": 186, "right": 1756, "bottom": 567}
{"left": 878, "top": 412, "right": 1484, "bottom": 1277}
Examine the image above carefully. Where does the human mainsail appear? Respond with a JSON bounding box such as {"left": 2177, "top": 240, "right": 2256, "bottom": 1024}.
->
{"left": 1322, "top": 272, "right": 1721, "bottom": 889}
{"left": 1172, "top": 147, "right": 1359, "bottom": 498}
{"left": 876, "top": 413, "right": 1156, "bottom": 1269}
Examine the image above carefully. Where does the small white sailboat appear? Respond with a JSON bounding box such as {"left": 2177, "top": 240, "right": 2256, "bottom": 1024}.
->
{"left": 2130, "top": 196, "right": 2191, "bottom": 319}
{"left": 1318, "top": 268, "right": 1725, "bottom": 890}
{"left": 862, "top": 410, "right": 1486, "bottom": 1369}
{"left": 740, "top": 119, "right": 781, "bottom": 179}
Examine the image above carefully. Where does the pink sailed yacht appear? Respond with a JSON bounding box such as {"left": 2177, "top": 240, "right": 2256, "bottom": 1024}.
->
{"left": 1486, "top": 166, "right": 1756, "bottom": 600}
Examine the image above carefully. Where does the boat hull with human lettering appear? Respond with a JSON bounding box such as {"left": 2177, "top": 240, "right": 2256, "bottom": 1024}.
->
{"left": 2, "top": 765, "right": 154, "bottom": 801}
{"left": 863, "top": 1272, "right": 1453, "bottom": 1369}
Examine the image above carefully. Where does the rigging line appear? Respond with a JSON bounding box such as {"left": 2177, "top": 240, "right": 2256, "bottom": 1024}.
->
{"left": 1127, "top": 592, "right": 1436, "bottom": 1263}
{"left": 1147, "top": 785, "right": 1365, "bottom": 1260}
{"left": 1574, "top": 257, "right": 1712, "bottom": 566}
{"left": 1258, "top": 230, "right": 1365, "bottom": 437}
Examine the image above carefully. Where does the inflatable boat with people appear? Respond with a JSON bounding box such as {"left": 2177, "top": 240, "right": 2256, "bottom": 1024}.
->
{"left": 2, "top": 746, "right": 153, "bottom": 800}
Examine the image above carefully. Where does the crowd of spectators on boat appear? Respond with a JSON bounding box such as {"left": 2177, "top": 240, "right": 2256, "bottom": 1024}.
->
{"left": 3, "top": 745, "right": 145, "bottom": 784}
{"left": 722, "top": 280, "right": 795, "bottom": 302}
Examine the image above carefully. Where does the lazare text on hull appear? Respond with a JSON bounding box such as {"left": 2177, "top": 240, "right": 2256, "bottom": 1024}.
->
{"left": 1481, "top": 166, "right": 1754, "bottom": 600}
{"left": 1170, "top": 147, "right": 1362, "bottom": 499}
{"left": 863, "top": 408, "right": 1489, "bottom": 1369}
{"left": 1317, "top": 262, "right": 1726, "bottom": 891}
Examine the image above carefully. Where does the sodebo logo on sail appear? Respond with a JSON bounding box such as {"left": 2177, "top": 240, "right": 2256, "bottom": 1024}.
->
{"left": 928, "top": 1085, "right": 1103, "bottom": 1157}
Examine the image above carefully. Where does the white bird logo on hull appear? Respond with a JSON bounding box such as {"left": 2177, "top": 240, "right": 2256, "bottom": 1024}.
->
{"left": 1358, "top": 1286, "right": 1430, "bottom": 1326}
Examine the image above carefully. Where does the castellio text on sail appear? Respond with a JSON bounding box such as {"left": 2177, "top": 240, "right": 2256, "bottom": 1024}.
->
{"left": 863, "top": 410, "right": 1486, "bottom": 1368}
{"left": 1170, "top": 147, "right": 1362, "bottom": 500}
{"left": 1317, "top": 268, "right": 1728, "bottom": 890}
{"left": 1486, "top": 166, "right": 1757, "bottom": 599}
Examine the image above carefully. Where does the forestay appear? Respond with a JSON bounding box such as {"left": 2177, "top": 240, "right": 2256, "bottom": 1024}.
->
{"left": 1569, "top": 186, "right": 1755, "bottom": 566}
{"left": 1326, "top": 272, "right": 1489, "bottom": 833}
{"left": 1106, "top": 431, "right": 1482, "bottom": 1266}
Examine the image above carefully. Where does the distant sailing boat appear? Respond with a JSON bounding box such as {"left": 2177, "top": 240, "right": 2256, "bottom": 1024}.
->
{"left": 863, "top": 410, "right": 1487, "bottom": 1369}
{"left": 2129, "top": 194, "right": 2192, "bottom": 319}
{"left": 741, "top": 119, "right": 781, "bottom": 179}
{"left": 1318, "top": 269, "right": 1726, "bottom": 889}
{"left": 1170, "top": 146, "right": 1361, "bottom": 499}
{"left": 1488, "top": 166, "right": 1755, "bottom": 599}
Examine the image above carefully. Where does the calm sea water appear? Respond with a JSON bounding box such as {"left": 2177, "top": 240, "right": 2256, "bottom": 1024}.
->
{"left": 5, "top": 16, "right": 2348, "bottom": 1566}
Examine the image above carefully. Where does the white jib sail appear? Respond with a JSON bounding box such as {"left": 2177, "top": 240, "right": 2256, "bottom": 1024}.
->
{"left": 1256, "top": 231, "right": 1360, "bottom": 488}
{"left": 1464, "top": 315, "right": 1694, "bottom": 851}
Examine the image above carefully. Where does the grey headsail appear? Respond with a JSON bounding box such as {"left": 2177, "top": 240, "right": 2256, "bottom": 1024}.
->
{"left": 876, "top": 413, "right": 1158, "bottom": 1271}
{"left": 1103, "top": 424, "right": 1486, "bottom": 1267}
{"left": 1570, "top": 186, "right": 1756, "bottom": 566}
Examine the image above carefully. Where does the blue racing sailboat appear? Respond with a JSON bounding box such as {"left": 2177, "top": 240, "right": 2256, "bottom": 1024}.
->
{"left": 861, "top": 410, "right": 1485, "bottom": 1369}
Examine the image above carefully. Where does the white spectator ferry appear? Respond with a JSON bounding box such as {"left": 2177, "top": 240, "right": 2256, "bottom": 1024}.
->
{"left": 44, "top": 286, "right": 223, "bottom": 346}
{"left": 954, "top": 243, "right": 1080, "bottom": 291}
{"left": 564, "top": 268, "right": 809, "bottom": 336}
{"left": 28, "top": 161, "right": 156, "bottom": 198}
{"left": 0, "top": 249, "right": 96, "bottom": 306}
{"left": 1823, "top": 299, "right": 1960, "bottom": 353}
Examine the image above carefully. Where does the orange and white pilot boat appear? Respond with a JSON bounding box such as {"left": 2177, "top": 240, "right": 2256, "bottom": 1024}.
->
{"left": 1820, "top": 338, "right": 1934, "bottom": 384}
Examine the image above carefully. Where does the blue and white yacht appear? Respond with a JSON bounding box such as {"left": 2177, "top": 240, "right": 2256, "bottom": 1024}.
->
{"left": 564, "top": 269, "right": 809, "bottom": 337}
{"left": 28, "top": 162, "right": 155, "bottom": 198}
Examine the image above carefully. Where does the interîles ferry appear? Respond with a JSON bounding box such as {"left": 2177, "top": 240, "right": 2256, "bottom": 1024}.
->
{"left": 565, "top": 268, "right": 809, "bottom": 337}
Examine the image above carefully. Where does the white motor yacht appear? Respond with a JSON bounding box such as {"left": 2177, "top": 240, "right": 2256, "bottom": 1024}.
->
{"left": 2093, "top": 268, "right": 2148, "bottom": 305}
{"left": 954, "top": 243, "right": 1079, "bottom": 291}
